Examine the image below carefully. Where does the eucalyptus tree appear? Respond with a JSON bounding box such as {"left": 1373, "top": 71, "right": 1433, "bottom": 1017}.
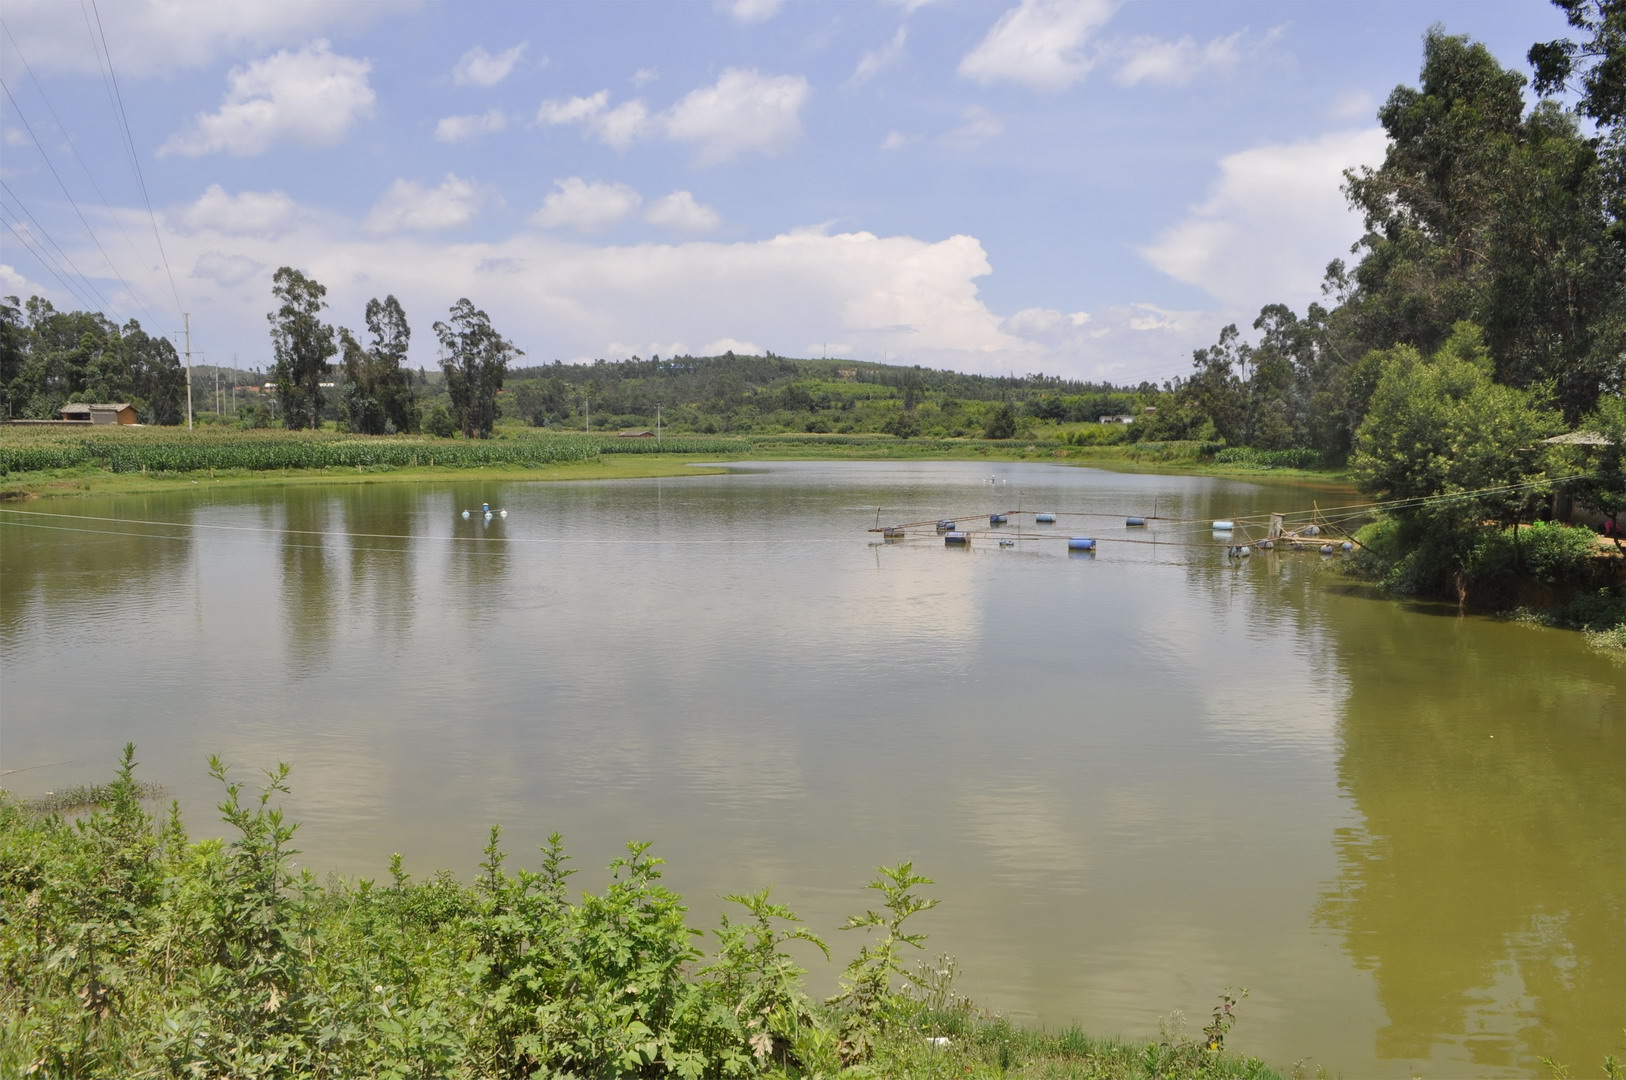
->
{"left": 267, "top": 267, "right": 336, "bottom": 430}
{"left": 341, "top": 295, "right": 418, "bottom": 434}
{"left": 366, "top": 294, "right": 418, "bottom": 434}
{"left": 1343, "top": 28, "right": 1624, "bottom": 424}
{"left": 432, "top": 298, "right": 522, "bottom": 439}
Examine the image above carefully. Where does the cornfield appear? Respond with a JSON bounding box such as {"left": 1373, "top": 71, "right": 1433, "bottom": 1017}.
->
{"left": 0, "top": 429, "right": 748, "bottom": 475}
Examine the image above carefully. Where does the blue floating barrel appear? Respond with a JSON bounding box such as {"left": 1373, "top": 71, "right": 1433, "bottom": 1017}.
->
{"left": 1068, "top": 537, "right": 1097, "bottom": 551}
{"left": 1035, "top": 513, "right": 1056, "bottom": 523}
{"left": 945, "top": 531, "right": 969, "bottom": 546}
{"left": 1125, "top": 516, "right": 1146, "bottom": 527}
{"left": 1238, "top": 545, "right": 1253, "bottom": 557}
{"left": 1341, "top": 541, "right": 1354, "bottom": 552}
{"left": 1319, "top": 543, "right": 1334, "bottom": 555}
{"left": 1212, "top": 520, "right": 1234, "bottom": 531}
{"left": 990, "top": 514, "right": 1008, "bottom": 525}
{"left": 1258, "top": 539, "right": 1274, "bottom": 550}
{"left": 1303, "top": 524, "right": 1321, "bottom": 537}
{"left": 936, "top": 519, "right": 956, "bottom": 531}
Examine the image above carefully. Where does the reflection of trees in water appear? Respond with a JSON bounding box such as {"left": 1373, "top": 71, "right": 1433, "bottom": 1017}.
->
{"left": 1313, "top": 614, "right": 1625, "bottom": 1071}
{"left": 444, "top": 505, "right": 510, "bottom": 610}
{"left": 278, "top": 490, "right": 340, "bottom": 673}
{"left": 338, "top": 486, "right": 417, "bottom": 648}
{"left": 0, "top": 500, "right": 193, "bottom": 641}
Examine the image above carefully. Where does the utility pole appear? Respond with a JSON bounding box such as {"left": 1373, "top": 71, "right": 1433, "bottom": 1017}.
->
{"left": 184, "top": 312, "right": 193, "bottom": 429}
{"left": 214, "top": 365, "right": 221, "bottom": 418}
{"left": 656, "top": 402, "right": 662, "bottom": 444}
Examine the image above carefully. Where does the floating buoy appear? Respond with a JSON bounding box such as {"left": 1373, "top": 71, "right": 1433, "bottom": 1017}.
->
{"left": 1239, "top": 545, "right": 1252, "bottom": 557}
{"left": 1303, "top": 524, "right": 1321, "bottom": 537}
{"left": 461, "top": 510, "right": 470, "bottom": 519}
{"left": 1212, "top": 520, "right": 1234, "bottom": 531}
{"left": 1341, "top": 541, "right": 1354, "bottom": 552}
{"left": 936, "top": 519, "right": 956, "bottom": 531}
{"left": 1068, "top": 537, "right": 1097, "bottom": 551}
{"left": 1258, "top": 539, "right": 1274, "bottom": 550}
{"left": 1320, "top": 544, "right": 1335, "bottom": 555}
{"left": 990, "top": 514, "right": 1008, "bottom": 525}
{"left": 1125, "top": 516, "right": 1146, "bottom": 527}
{"left": 1035, "top": 513, "right": 1056, "bottom": 523}
{"left": 999, "top": 538, "right": 1016, "bottom": 547}
{"left": 499, "top": 509, "right": 508, "bottom": 518}
{"left": 945, "top": 531, "right": 969, "bottom": 546}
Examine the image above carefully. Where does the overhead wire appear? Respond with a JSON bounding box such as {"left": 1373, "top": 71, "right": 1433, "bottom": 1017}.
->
{"left": 1, "top": 215, "right": 103, "bottom": 311}
{"left": 0, "top": 17, "right": 164, "bottom": 329}
{"left": 0, "top": 180, "right": 119, "bottom": 313}
{"left": 0, "top": 76, "right": 132, "bottom": 323}
{"left": 83, "top": 0, "right": 185, "bottom": 323}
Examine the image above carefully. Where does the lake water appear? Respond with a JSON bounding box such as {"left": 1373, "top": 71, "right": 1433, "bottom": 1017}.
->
{"left": 1, "top": 460, "right": 1621, "bottom": 1078}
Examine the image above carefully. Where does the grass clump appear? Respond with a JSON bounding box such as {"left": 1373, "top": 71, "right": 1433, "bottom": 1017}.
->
{"left": 1, "top": 746, "right": 1281, "bottom": 1079}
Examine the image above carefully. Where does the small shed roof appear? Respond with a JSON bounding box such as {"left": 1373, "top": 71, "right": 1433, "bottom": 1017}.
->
{"left": 61, "top": 402, "right": 134, "bottom": 413}
{"left": 1542, "top": 431, "right": 1615, "bottom": 446}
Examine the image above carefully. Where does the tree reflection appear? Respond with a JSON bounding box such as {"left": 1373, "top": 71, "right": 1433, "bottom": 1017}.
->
{"left": 278, "top": 489, "right": 340, "bottom": 673}
{"left": 1314, "top": 611, "right": 1626, "bottom": 1071}
{"left": 0, "top": 499, "right": 193, "bottom": 640}
{"left": 339, "top": 485, "right": 418, "bottom": 648}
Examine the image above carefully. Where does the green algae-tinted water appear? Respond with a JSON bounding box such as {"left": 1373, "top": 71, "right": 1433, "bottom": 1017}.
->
{"left": 2, "top": 461, "right": 1620, "bottom": 1077}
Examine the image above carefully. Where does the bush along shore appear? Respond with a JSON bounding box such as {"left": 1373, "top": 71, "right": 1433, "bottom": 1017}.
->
{"left": 0, "top": 747, "right": 1283, "bottom": 1080}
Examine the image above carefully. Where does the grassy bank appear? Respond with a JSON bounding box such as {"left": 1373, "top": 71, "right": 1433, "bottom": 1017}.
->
{"left": 0, "top": 426, "right": 1348, "bottom": 500}
{"left": 1, "top": 747, "right": 1281, "bottom": 1080}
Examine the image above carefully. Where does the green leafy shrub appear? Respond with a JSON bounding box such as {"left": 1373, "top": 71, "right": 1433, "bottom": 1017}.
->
{"left": 0, "top": 751, "right": 1283, "bottom": 1079}
{"left": 1211, "top": 447, "right": 1323, "bottom": 469}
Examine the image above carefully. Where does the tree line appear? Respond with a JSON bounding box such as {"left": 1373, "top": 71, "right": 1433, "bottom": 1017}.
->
{"left": 1133, "top": 4, "right": 1625, "bottom": 600}
{"left": 0, "top": 298, "right": 185, "bottom": 423}
{"left": 266, "top": 268, "right": 521, "bottom": 440}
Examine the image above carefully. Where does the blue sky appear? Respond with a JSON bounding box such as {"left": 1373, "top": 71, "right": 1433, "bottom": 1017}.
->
{"left": 0, "top": 0, "right": 1577, "bottom": 386}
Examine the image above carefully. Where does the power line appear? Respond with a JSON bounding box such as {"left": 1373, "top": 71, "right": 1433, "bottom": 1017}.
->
{"left": 0, "top": 17, "right": 163, "bottom": 329}
{"left": 1, "top": 181, "right": 122, "bottom": 315}
{"left": 83, "top": 0, "right": 184, "bottom": 323}
{"left": 0, "top": 75, "right": 134, "bottom": 323}
{"left": 1, "top": 216, "right": 104, "bottom": 312}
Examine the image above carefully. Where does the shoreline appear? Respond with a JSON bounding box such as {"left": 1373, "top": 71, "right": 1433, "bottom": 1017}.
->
{"left": 0, "top": 449, "right": 1352, "bottom": 501}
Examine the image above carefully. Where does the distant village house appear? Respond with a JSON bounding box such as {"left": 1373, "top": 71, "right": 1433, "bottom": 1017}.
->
{"left": 59, "top": 403, "right": 138, "bottom": 425}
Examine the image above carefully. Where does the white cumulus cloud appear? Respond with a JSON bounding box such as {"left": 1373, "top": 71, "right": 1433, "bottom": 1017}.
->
{"left": 645, "top": 191, "right": 721, "bottom": 233}
{"left": 664, "top": 68, "right": 810, "bottom": 165}
{"left": 169, "top": 184, "right": 300, "bottom": 237}
{"left": 537, "top": 92, "right": 649, "bottom": 151}
{"left": 1112, "top": 26, "right": 1283, "bottom": 87}
{"left": 596, "top": 101, "right": 653, "bottom": 152}
{"left": 159, "top": 40, "right": 375, "bottom": 157}
{"left": 538, "top": 90, "right": 611, "bottom": 125}
{"left": 939, "top": 106, "right": 1004, "bottom": 150}
{"left": 365, "top": 175, "right": 485, "bottom": 234}
{"left": 436, "top": 108, "right": 508, "bottom": 143}
{"left": 958, "top": 0, "right": 1115, "bottom": 93}
{"left": 0, "top": 1, "right": 395, "bottom": 78}
{"left": 452, "top": 41, "right": 529, "bottom": 87}
{"left": 1140, "top": 127, "right": 1388, "bottom": 308}
{"left": 850, "top": 26, "right": 908, "bottom": 87}
{"left": 719, "top": 0, "right": 782, "bottom": 24}
{"left": 531, "top": 178, "right": 643, "bottom": 232}
{"left": 192, "top": 252, "right": 263, "bottom": 287}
